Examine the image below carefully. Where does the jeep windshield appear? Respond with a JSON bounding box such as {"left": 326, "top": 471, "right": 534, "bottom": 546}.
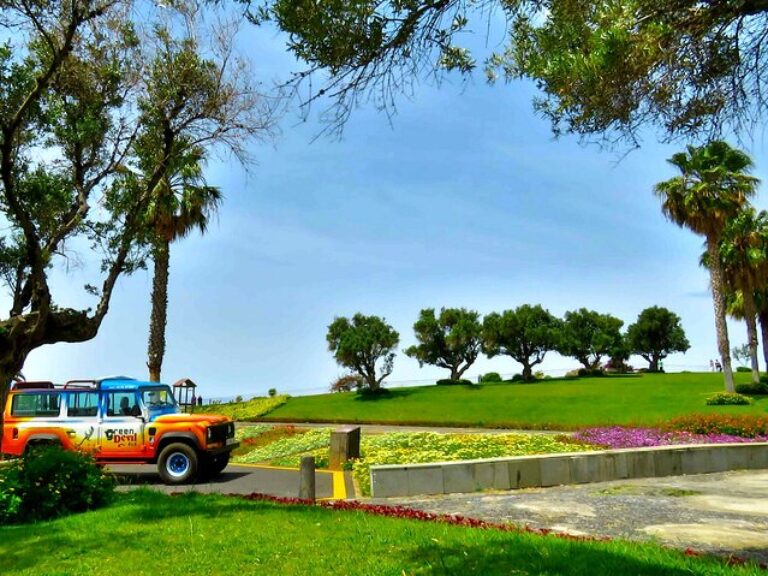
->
{"left": 141, "top": 387, "right": 177, "bottom": 411}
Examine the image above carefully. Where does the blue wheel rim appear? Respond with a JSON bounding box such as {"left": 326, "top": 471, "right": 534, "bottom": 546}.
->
{"left": 167, "top": 452, "right": 190, "bottom": 478}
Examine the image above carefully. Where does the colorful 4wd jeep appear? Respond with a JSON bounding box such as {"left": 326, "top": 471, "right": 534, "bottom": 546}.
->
{"left": 1, "top": 376, "right": 238, "bottom": 485}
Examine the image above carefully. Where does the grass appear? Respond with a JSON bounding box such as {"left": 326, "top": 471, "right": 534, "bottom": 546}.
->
{"left": 262, "top": 372, "right": 768, "bottom": 429}
{"left": 195, "top": 395, "right": 288, "bottom": 420}
{"left": 0, "top": 490, "right": 762, "bottom": 575}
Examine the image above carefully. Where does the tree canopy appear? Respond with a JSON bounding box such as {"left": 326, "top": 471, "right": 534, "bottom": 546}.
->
{"left": 327, "top": 313, "right": 400, "bottom": 391}
{"left": 626, "top": 306, "right": 690, "bottom": 372}
{"left": 255, "top": 0, "right": 768, "bottom": 142}
{"left": 481, "top": 305, "right": 560, "bottom": 381}
{"left": 405, "top": 307, "right": 482, "bottom": 381}
{"left": 0, "top": 0, "right": 276, "bottom": 402}
{"left": 557, "top": 308, "right": 623, "bottom": 371}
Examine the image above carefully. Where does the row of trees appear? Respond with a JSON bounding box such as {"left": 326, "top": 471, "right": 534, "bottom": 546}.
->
{"left": 327, "top": 306, "right": 690, "bottom": 391}
{"left": 654, "top": 141, "right": 764, "bottom": 391}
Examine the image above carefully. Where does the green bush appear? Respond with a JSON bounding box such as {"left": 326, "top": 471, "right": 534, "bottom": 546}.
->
{"left": 0, "top": 446, "right": 114, "bottom": 523}
{"left": 735, "top": 366, "right": 751, "bottom": 372}
{"left": 509, "top": 374, "right": 525, "bottom": 382}
{"left": 734, "top": 382, "right": 768, "bottom": 395}
{"left": 436, "top": 379, "right": 473, "bottom": 386}
{"left": 268, "top": 388, "right": 277, "bottom": 397}
{"left": 578, "top": 368, "right": 605, "bottom": 377}
{"left": 480, "top": 372, "right": 502, "bottom": 383}
{"left": 0, "top": 462, "right": 22, "bottom": 524}
{"left": 705, "top": 392, "right": 752, "bottom": 406}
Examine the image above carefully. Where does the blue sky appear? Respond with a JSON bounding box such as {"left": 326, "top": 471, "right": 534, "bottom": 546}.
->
{"left": 8, "top": 20, "right": 768, "bottom": 399}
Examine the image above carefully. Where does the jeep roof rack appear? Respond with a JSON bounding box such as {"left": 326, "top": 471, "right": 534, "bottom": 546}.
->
{"left": 63, "top": 379, "right": 99, "bottom": 389}
{"left": 10, "top": 381, "right": 55, "bottom": 390}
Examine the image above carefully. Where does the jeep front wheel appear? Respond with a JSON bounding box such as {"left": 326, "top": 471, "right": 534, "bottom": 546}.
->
{"left": 158, "top": 443, "right": 199, "bottom": 484}
{"left": 202, "top": 453, "right": 230, "bottom": 479}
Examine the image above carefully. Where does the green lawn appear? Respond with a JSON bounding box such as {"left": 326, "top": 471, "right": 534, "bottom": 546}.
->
{"left": 0, "top": 490, "right": 761, "bottom": 575}
{"left": 264, "top": 372, "right": 768, "bottom": 429}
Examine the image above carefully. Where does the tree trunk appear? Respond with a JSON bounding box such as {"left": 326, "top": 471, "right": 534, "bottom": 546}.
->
{"left": 0, "top": 357, "right": 25, "bottom": 455}
{"left": 707, "top": 239, "right": 735, "bottom": 392}
{"left": 147, "top": 239, "right": 170, "bottom": 383}
{"left": 649, "top": 356, "right": 659, "bottom": 372}
{"left": 450, "top": 365, "right": 460, "bottom": 381}
{"left": 760, "top": 310, "right": 768, "bottom": 374}
{"left": 742, "top": 290, "right": 760, "bottom": 383}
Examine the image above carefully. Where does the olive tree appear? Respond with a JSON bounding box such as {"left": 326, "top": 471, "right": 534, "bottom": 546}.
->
{"left": 626, "top": 307, "right": 690, "bottom": 372}
{"left": 327, "top": 313, "right": 400, "bottom": 392}
{"left": 0, "top": 0, "right": 276, "bottom": 445}
{"left": 405, "top": 307, "right": 482, "bottom": 381}
{"left": 481, "top": 305, "right": 560, "bottom": 381}
{"left": 557, "top": 308, "right": 624, "bottom": 371}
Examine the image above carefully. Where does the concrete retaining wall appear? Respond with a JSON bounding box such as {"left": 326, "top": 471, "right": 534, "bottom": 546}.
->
{"left": 369, "top": 442, "right": 768, "bottom": 498}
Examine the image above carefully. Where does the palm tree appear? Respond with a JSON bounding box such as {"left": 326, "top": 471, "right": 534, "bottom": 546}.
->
{"left": 726, "top": 289, "right": 768, "bottom": 377}
{"left": 146, "top": 148, "right": 222, "bottom": 382}
{"left": 711, "top": 209, "right": 768, "bottom": 383}
{"left": 654, "top": 141, "right": 759, "bottom": 392}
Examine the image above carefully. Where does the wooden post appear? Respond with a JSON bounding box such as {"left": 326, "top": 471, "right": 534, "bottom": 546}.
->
{"left": 329, "top": 426, "right": 361, "bottom": 470}
{"left": 299, "top": 456, "right": 316, "bottom": 501}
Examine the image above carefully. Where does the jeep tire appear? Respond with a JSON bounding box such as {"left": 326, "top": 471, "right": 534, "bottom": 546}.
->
{"left": 158, "top": 442, "right": 199, "bottom": 484}
{"left": 202, "top": 452, "right": 230, "bottom": 479}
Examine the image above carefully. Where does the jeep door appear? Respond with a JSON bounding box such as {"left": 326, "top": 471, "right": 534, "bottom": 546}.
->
{"left": 98, "top": 391, "right": 145, "bottom": 459}
{"left": 62, "top": 391, "right": 101, "bottom": 453}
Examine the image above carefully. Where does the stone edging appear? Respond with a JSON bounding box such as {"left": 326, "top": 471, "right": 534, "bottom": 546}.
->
{"left": 369, "top": 442, "right": 768, "bottom": 498}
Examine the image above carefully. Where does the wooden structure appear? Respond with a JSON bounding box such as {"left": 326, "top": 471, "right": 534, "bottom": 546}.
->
{"left": 172, "top": 378, "right": 197, "bottom": 412}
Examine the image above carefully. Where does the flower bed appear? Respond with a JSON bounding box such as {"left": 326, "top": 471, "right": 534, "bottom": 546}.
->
{"left": 572, "top": 426, "right": 768, "bottom": 449}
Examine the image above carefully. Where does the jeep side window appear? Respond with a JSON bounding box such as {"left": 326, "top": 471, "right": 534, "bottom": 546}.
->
{"left": 66, "top": 392, "right": 99, "bottom": 417}
{"left": 106, "top": 392, "right": 140, "bottom": 417}
{"left": 11, "top": 393, "right": 61, "bottom": 417}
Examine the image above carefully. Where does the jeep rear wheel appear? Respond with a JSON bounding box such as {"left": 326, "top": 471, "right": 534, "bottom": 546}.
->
{"left": 158, "top": 443, "right": 199, "bottom": 484}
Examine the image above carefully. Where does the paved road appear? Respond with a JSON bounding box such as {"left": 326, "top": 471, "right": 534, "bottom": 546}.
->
{"left": 109, "top": 464, "right": 337, "bottom": 498}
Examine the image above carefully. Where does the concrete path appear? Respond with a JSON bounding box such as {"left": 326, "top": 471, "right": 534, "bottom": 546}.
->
{"left": 246, "top": 421, "right": 565, "bottom": 435}
{"left": 109, "top": 463, "right": 344, "bottom": 499}
{"left": 372, "top": 469, "right": 768, "bottom": 565}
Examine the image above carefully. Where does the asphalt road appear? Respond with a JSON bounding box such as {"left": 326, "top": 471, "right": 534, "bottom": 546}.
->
{"left": 109, "top": 463, "right": 337, "bottom": 499}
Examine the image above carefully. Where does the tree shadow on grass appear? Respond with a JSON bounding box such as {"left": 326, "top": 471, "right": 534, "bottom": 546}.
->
{"left": 353, "top": 388, "right": 419, "bottom": 402}
{"left": 404, "top": 539, "right": 736, "bottom": 576}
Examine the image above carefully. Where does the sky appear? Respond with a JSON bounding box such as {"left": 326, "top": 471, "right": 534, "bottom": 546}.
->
{"left": 7, "top": 15, "right": 768, "bottom": 400}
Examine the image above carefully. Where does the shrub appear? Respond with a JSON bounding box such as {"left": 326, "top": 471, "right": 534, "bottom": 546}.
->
{"left": 235, "top": 395, "right": 244, "bottom": 403}
{"left": 666, "top": 414, "right": 768, "bottom": 437}
{"left": 480, "top": 372, "right": 502, "bottom": 383}
{"left": 267, "top": 388, "right": 277, "bottom": 397}
{"left": 330, "top": 374, "right": 363, "bottom": 393}
{"left": 735, "top": 382, "right": 768, "bottom": 395}
{"left": 736, "top": 366, "right": 751, "bottom": 372}
{"left": 436, "top": 379, "right": 473, "bottom": 386}
{"left": 0, "top": 447, "right": 114, "bottom": 523}
{"left": 578, "top": 368, "right": 605, "bottom": 377}
{"left": 705, "top": 392, "right": 752, "bottom": 405}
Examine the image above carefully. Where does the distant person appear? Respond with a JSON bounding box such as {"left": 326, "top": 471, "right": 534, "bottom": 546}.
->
{"left": 715, "top": 360, "right": 722, "bottom": 372}
{"left": 197, "top": 395, "right": 203, "bottom": 406}
{"left": 709, "top": 359, "right": 714, "bottom": 372}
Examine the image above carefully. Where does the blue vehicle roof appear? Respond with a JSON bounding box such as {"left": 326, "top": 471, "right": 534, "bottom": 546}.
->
{"left": 97, "top": 377, "right": 169, "bottom": 390}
